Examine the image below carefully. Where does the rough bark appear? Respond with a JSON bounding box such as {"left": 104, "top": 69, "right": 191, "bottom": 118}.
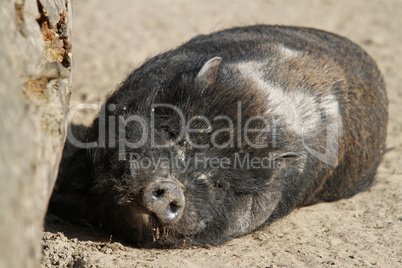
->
{"left": 0, "top": 0, "right": 72, "bottom": 267}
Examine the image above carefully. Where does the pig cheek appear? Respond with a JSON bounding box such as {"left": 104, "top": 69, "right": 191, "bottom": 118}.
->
{"left": 225, "top": 190, "right": 281, "bottom": 237}
{"left": 170, "top": 202, "right": 211, "bottom": 235}
{"left": 222, "top": 179, "right": 282, "bottom": 238}
{"left": 167, "top": 179, "right": 216, "bottom": 235}
{"left": 169, "top": 186, "right": 215, "bottom": 235}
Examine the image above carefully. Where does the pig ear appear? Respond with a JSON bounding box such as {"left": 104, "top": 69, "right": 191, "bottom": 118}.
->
{"left": 196, "top": 57, "right": 222, "bottom": 87}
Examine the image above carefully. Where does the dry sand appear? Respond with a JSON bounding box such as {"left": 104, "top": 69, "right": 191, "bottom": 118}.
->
{"left": 42, "top": 0, "right": 402, "bottom": 267}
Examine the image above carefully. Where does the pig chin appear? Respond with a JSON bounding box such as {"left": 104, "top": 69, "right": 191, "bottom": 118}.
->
{"left": 120, "top": 202, "right": 208, "bottom": 246}
{"left": 121, "top": 204, "right": 183, "bottom": 245}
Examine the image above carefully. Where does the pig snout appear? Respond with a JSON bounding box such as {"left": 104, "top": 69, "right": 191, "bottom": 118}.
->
{"left": 143, "top": 180, "right": 185, "bottom": 225}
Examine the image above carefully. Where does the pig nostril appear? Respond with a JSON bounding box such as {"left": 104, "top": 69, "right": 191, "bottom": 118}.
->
{"left": 169, "top": 202, "right": 180, "bottom": 214}
{"left": 154, "top": 189, "right": 165, "bottom": 198}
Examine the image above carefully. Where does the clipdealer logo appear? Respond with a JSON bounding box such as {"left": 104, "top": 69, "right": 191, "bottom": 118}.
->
{"left": 65, "top": 100, "right": 339, "bottom": 167}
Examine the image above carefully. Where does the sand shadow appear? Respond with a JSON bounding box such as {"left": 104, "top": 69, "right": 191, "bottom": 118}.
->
{"left": 43, "top": 123, "right": 117, "bottom": 244}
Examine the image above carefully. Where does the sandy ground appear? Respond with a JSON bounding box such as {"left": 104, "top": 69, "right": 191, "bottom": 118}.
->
{"left": 42, "top": 0, "right": 402, "bottom": 267}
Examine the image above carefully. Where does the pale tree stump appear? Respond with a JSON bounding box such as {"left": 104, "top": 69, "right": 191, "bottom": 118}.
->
{"left": 0, "top": 0, "right": 72, "bottom": 267}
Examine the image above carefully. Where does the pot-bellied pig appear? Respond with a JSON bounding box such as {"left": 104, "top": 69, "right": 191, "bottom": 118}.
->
{"left": 50, "top": 25, "right": 388, "bottom": 247}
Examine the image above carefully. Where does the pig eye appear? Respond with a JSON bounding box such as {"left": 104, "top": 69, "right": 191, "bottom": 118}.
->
{"left": 214, "top": 179, "right": 228, "bottom": 189}
{"left": 215, "top": 181, "right": 224, "bottom": 188}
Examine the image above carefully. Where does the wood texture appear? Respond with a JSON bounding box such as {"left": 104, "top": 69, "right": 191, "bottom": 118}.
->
{"left": 0, "top": 0, "right": 72, "bottom": 267}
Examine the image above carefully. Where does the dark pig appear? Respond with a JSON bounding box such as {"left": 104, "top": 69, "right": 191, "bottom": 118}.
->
{"left": 50, "top": 25, "right": 388, "bottom": 246}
